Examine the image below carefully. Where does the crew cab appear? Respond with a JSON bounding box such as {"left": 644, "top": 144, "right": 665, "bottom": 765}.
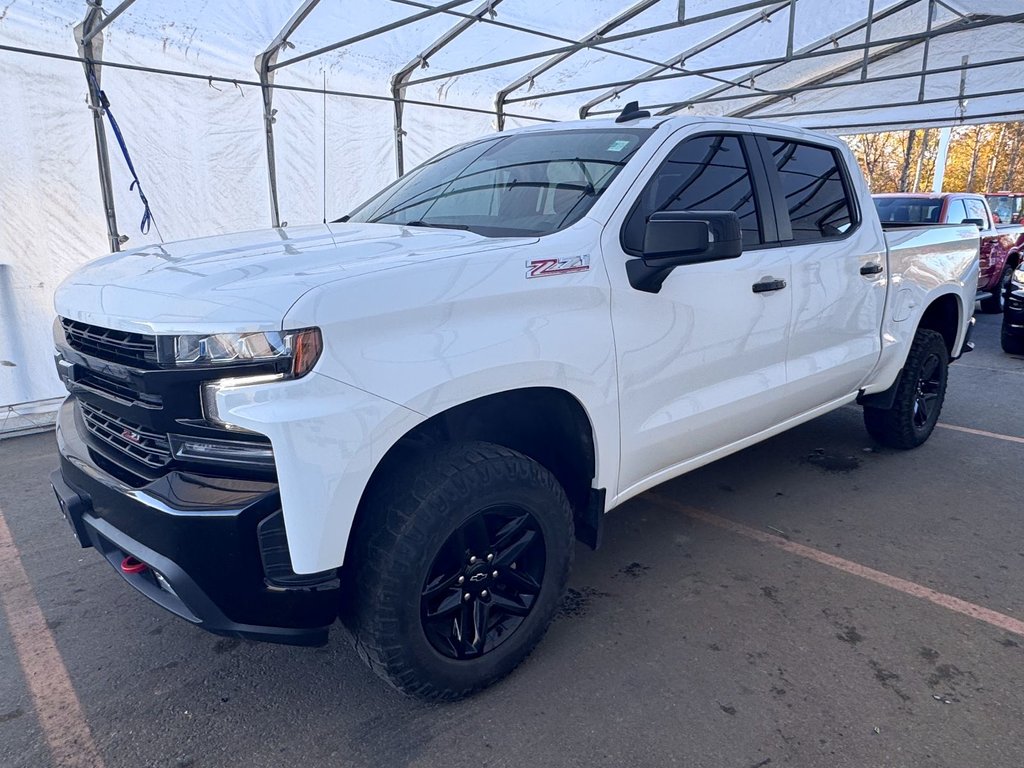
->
{"left": 52, "top": 108, "right": 979, "bottom": 699}
{"left": 874, "top": 192, "right": 1023, "bottom": 313}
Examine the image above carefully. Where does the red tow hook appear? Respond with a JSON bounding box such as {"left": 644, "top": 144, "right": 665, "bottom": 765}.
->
{"left": 120, "top": 556, "right": 147, "bottom": 574}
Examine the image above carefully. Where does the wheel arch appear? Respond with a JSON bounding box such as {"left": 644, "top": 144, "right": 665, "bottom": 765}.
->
{"left": 350, "top": 387, "right": 603, "bottom": 559}
{"left": 917, "top": 291, "right": 963, "bottom": 359}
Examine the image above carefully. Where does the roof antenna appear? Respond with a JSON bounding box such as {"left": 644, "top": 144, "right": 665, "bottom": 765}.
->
{"left": 615, "top": 100, "right": 650, "bottom": 123}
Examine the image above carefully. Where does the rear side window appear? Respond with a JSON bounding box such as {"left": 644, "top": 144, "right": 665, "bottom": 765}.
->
{"left": 766, "top": 139, "right": 857, "bottom": 243}
{"left": 875, "top": 197, "right": 943, "bottom": 223}
{"left": 944, "top": 199, "right": 968, "bottom": 224}
{"left": 622, "top": 134, "right": 763, "bottom": 253}
{"left": 963, "top": 198, "right": 990, "bottom": 229}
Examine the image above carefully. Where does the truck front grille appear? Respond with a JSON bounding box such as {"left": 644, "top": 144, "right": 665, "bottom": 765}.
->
{"left": 61, "top": 318, "right": 159, "bottom": 367}
{"left": 81, "top": 402, "right": 172, "bottom": 469}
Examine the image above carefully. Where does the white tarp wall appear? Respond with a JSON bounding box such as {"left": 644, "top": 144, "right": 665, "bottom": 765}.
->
{"left": 2, "top": 0, "right": 1023, "bottom": 432}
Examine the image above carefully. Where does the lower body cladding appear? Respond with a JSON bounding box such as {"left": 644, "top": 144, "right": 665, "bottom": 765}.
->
{"left": 52, "top": 400, "right": 340, "bottom": 646}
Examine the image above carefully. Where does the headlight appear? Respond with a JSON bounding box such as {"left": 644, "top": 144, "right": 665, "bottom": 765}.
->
{"left": 172, "top": 328, "right": 322, "bottom": 378}
{"left": 1013, "top": 266, "right": 1024, "bottom": 287}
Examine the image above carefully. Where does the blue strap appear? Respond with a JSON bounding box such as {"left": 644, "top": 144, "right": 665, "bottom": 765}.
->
{"left": 87, "top": 67, "right": 155, "bottom": 235}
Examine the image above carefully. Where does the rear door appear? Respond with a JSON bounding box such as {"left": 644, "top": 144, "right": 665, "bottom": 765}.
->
{"left": 756, "top": 135, "right": 887, "bottom": 409}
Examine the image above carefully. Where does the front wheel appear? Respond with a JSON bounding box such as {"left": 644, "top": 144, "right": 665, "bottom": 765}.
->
{"left": 344, "top": 441, "right": 574, "bottom": 700}
{"left": 863, "top": 329, "right": 948, "bottom": 449}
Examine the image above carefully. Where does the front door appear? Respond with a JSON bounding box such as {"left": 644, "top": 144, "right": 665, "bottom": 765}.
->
{"left": 605, "top": 130, "right": 793, "bottom": 496}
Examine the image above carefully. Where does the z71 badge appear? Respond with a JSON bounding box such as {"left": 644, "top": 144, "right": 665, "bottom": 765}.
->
{"left": 526, "top": 255, "right": 590, "bottom": 278}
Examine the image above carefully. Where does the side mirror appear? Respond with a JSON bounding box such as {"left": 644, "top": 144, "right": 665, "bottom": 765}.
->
{"left": 962, "top": 218, "right": 986, "bottom": 228}
{"left": 628, "top": 210, "right": 743, "bottom": 293}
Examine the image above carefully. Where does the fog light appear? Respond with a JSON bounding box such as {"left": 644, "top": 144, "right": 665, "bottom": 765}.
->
{"left": 168, "top": 434, "right": 275, "bottom": 467}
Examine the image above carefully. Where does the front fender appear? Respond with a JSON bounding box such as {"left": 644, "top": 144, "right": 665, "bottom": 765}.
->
{"left": 213, "top": 371, "right": 425, "bottom": 573}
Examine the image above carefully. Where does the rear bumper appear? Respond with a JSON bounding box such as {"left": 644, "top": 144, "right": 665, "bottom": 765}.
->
{"left": 53, "top": 399, "right": 339, "bottom": 646}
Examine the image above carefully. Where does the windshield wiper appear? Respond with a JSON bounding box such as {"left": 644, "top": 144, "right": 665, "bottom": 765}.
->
{"left": 400, "top": 220, "right": 470, "bottom": 230}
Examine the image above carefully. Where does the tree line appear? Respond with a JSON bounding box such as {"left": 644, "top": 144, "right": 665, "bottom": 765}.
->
{"left": 843, "top": 122, "right": 1024, "bottom": 194}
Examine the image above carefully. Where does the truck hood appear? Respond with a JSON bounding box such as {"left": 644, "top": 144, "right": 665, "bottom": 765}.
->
{"left": 54, "top": 223, "right": 534, "bottom": 334}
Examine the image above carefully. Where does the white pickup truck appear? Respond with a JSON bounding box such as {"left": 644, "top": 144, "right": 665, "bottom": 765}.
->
{"left": 51, "top": 107, "right": 978, "bottom": 699}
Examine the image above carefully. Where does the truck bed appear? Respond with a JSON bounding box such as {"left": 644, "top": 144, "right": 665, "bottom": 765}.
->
{"left": 882, "top": 222, "right": 982, "bottom": 300}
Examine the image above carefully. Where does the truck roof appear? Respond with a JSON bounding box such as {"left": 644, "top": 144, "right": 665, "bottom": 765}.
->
{"left": 507, "top": 114, "right": 839, "bottom": 145}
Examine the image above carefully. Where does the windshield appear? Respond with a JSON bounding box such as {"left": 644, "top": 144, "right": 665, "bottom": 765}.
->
{"left": 346, "top": 129, "right": 653, "bottom": 237}
{"left": 873, "top": 196, "right": 942, "bottom": 224}
{"left": 985, "top": 194, "right": 1024, "bottom": 224}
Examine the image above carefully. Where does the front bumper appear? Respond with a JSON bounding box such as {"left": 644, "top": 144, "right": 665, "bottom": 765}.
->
{"left": 53, "top": 399, "right": 339, "bottom": 646}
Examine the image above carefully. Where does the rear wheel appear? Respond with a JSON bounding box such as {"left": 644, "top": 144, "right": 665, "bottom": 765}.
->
{"left": 979, "top": 263, "right": 1014, "bottom": 314}
{"left": 344, "top": 441, "right": 574, "bottom": 700}
{"left": 863, "top": 329, "right": 948, "bottom": 449}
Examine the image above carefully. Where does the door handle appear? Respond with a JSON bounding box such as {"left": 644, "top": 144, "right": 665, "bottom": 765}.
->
{"left": 752, "top": 277, "right": 787, "bottom": 293}
{"left": 860, "top": 263, "right": 884, "bottom": 275}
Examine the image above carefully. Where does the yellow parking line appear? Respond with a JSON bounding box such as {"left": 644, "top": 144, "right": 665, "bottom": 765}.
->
{"left": 0, "top": 506, "right": 104, "bottom": 768}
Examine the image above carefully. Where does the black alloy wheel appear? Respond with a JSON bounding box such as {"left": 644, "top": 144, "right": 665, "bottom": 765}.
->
{"left": 344, "top": 441, "right": 574, "bottom": 699}
{"left": 911, "top": 351, "right": 943, "bottom": 431}
{"left": 862, "top": 328, "right": 948, "bottom": 449}
{"left": 420, "top": 506, "right": 545, "bottom": 660}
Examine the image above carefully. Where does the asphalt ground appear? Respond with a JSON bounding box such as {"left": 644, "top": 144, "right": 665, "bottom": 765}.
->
{"left": 1, "top": 313, "right": 1022, "bottom": 768}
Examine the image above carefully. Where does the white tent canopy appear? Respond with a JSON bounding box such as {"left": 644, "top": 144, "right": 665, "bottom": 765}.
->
{"left": 2, "top": 0, "right": 1023, "bottom": 431}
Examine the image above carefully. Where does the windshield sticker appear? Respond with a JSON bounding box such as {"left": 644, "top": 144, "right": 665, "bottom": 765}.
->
{"left": 606, "top": 139, "right": 631, "bottom": 152}
{"left": 526, "top": 255, "right": 590, "bottom": 278}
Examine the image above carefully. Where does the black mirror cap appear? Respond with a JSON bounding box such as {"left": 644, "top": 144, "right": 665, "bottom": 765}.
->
{"left": 642, "top": 210, "right": 743, "bottom": 265}
{"left": 962, "top": 217, "right": 986, "bottom": 228}
{"left": 629, "top": 210, "right": 743, "bottom": 293}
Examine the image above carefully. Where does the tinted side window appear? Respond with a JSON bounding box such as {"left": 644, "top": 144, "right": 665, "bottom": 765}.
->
{"left": 944, "top": 199, "right": 968, "bottom": 224}
{"left": 622, "top": 134, "right": 763, "bottom": 252}
{"left": 766, "top": 139, "right": 856, "bottom": 243}
{"left": 964, "top": 198, "right": 990, "bottom": 229}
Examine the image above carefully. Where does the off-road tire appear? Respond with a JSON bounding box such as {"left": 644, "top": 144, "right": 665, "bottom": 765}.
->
{"left": 863, "top": 329, "right": 948, "bottom": 449}
{"left": 342, "top": 441, "right": 574, "bottom": 700}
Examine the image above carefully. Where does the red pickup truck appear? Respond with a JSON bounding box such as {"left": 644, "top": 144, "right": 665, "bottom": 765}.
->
{"left": 874, "top": 193, "right": 1024, "bottom": 313}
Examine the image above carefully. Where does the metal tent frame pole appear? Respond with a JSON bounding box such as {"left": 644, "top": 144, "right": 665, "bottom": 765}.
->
{"left": 400, "top": 0, "right": 787, "bottom": 89}
{"left": 583, "top": 54, "right": 1024, "bottom": 115}
{"left": 512, "top": 0, "right": 921, "bottom": 109}
{"left": 270, "top": 0, "right": 478, "bottom": 72}
{"left": 654, "top": 9, "right": 1019, "bottom": 117}
{"left": 726, "top": 17, "right": 965, "bottom": 118}
{"left": 395, "top": 0, "right": 772, "bottom": 94}
{"left": 255, "top": 0, "right": 322, "bottom": 229}
{"left": 75, "top": 0, "right": 138, "bottom": 254}
{"left": 494, "top": 0, "right": 660, "bottom": 131}
{"left": 577, "top": 1, "right": 789, "bottom": 119}
{"left": 391, "top": 0, "right": 503, "bottom": 177}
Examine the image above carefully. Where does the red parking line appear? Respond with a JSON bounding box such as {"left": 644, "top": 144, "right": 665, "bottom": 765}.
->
{"left": 0, "top": 508, "right": 105, "bottom": 768}
{"left": 648, "top": 494, "right": 1024, "bottom": 638}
